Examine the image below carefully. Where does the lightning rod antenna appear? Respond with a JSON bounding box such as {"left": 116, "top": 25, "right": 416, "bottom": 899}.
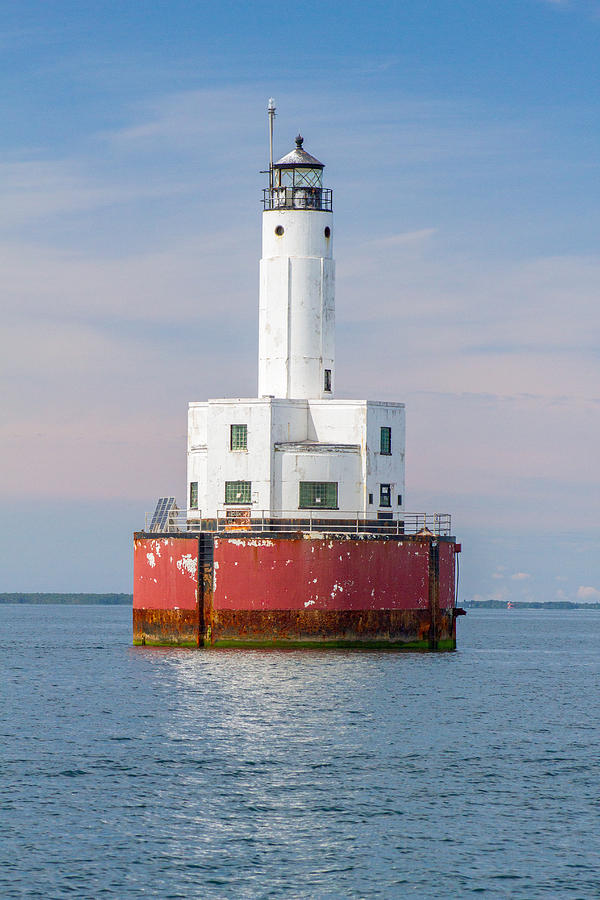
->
{"left": 267, "top": 98, "right": 276, "bottom": 191}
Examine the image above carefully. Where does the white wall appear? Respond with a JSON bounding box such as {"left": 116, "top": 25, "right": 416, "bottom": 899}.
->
{"left": 275, "top": 447, "right": 363, "bottom": 514}
{"left": 205, "top": 399, "right": 273, "bottom": 517}
{"left": 308, "top": 400, "right": 367, "bottom": 444}
{"left": 365, "top": 402, "right": 406, "bottom": 513}
{"left": 187, "top": 397, "right": 405, "bottom": 519}
{"left": 188, "top": 402, "right": 208, "bottom": 449}
{"left": 270, "top": 399, "right": 309, "bottom": 442}
{"left": 187, "top": 402, "right": 208, "bottom": 515}
{"left": 258, "top": 208, "right": 335, "bottom": 400}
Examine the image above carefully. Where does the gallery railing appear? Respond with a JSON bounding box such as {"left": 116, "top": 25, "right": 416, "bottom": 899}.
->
{"left": 262, "top": 187, "right": 333, "bottom": 212}
{"left": 144, "top": 509, "right": 452, "bottom": 537}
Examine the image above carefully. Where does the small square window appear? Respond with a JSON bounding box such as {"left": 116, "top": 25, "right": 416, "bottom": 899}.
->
{"left": 324, "top": 369, "right": 332, "bottom": 392}
{"left": 189, "top": 482, "right": 198, "bottom": 509}
{"left": 380, "top": 427, "right": 391, "bottom": 455}
{"left": 368, "top": 493, "right": 373, "bottom": 505}
{"left": 380, "top": 484, "right": 391, "bottom": 507}
{"left": 225, "top": 481, "right": 251, "bottom": 504}
{"left": 230, "top": 424, "right": 247, "bottom": 451}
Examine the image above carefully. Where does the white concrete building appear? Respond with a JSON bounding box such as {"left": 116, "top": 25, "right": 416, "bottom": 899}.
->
{"left": 187, "top": 127, "right": 405, "bottom": 522}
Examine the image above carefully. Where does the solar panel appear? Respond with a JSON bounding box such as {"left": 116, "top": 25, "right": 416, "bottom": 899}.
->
{"left": 149, "top": 497, "right": 177, "bottom": 532}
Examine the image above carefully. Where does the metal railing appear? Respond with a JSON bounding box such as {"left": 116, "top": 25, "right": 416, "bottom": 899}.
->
{"left": 263, "top": 187, "right": 333, "bottom": 212}
{"left": 144, "top": 509, "right": 452, "bottom": 537}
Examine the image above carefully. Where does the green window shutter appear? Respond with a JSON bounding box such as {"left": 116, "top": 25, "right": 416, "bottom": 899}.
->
{"left": 189, "top": 482, "right": 198, "bottom": 509}
{"left": 380, "top": 427, "right": 391, "bottom": 455}
{"left": 298, "top": 481, "right": 338, "bottom": 509}
{"left": 225, "top": 481, "right": 251, "bottom": 504}
{"left": 230, "top": 424, "right": 248, "bottom": 451}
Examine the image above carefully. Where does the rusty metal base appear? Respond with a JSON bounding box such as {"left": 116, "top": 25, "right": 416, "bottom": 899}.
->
{"left": 133, "top": 609, "right": 200, "bottom": 648}
{"left": 133, "top": 608, "right": 456, "bottom": 650}
{"left": 208, "top": 609, "right": 455, "bottom": 650}
{"left": 208, "top": 637, "right": 455, "bottom": 651}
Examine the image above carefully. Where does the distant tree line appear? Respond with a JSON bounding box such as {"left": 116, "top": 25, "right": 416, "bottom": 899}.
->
{"left": 0, "top": 593, "right": 132, "bottom": 605}
{"left": 465, "top": 599, "right": 600, "bottom": 610}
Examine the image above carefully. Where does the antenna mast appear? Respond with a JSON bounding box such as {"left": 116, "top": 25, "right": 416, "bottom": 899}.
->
{"left": 267, "top": 98, "right": 276, "bottom": 191}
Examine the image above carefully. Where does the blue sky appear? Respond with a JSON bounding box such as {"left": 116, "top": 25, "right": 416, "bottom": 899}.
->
{"left": 1, "top": 0, "right": 599, "bottom": 602}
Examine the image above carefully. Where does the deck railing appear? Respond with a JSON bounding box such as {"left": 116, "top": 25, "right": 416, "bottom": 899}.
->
{"left": 263, "top": 187, "right": 333, "bottom": 212}
{"left": 144, "top": 509, "right": 452, "bottom": 537}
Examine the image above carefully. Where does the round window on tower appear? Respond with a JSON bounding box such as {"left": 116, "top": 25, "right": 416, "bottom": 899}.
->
{"left": 275, "top": 225, "right": 284, "bottom": 236}
{"left": 324, "top": 226, "right": 331, "bottom": 238}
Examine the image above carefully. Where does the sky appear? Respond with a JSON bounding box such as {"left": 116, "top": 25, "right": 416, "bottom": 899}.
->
{"left": 1, "top": 0, "right": 599, "bottom": 601}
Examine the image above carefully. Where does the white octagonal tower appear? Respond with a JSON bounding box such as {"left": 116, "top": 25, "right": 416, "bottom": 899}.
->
{"left": 258, "top": 135, "right": 335, "bottom": 400}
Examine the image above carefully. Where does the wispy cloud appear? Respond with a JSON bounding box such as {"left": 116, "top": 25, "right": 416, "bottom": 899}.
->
{"left": 0, "top": 159, "right": 190, "bottom": 227}
{"left": 365, "top": 229, "right": 437, "bottom": 247}
{"left": 577, "top": 586, "right": 600, "bottom": 600}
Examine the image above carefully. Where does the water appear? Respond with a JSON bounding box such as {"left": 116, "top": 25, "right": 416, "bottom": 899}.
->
{"left": 1, "top": 606, "right": 599, "bottom": 898}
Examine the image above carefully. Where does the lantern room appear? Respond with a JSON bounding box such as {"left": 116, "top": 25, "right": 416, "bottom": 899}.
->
{"left": 264, "top": 135, "right": 332, "bottom": 211}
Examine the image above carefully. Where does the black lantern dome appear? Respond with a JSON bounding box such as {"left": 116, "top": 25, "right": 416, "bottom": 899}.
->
{"left": 273, "top": 135, "right": 324, "bottom": 188}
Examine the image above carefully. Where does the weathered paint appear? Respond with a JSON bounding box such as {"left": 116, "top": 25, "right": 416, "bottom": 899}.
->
{"left": 187, "top": 397, "right": 406, "bottom": 521}
{"left": 439, "top": 541, "right": 456, "bottom": 610}
{"left": 212, "top": 536, "right": 429, "bottom": 611}
{"left": 133, "top": 536, "right": 201, "bottom": 646}
{"left": 259, "top": 206, "right": 335, "bottom": 400}
{"left": 132, "top": 532, "right": 459, "bottom": 650}
{"left": 133, "top": 536, "right": 199, "bottom": 610}
{"left": 208, "top": 608, "right": 454, "bottom": 649}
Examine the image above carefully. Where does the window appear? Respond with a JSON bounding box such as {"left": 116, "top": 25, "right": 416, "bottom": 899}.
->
{"left": 380, "top": 484, "right": 391, "bottom": 507}
{"left": 230, "top": 424, "right": 247, "bottom": 451}
{"left": 324, "top": 369, "right": 332, "bottom": 392}
{"left": 225, "top": 481, "right": 251, "bottom": 504}
{"left": 299, "top": 481, "right": 338, "bottom": 509}
{"left": 189, "top": 482, "right": 198, "bottom": 509}
{"left": 380, "top": 427, "right": 391, "bottom": 455}
{"left": 397, "top": 494, "right": 402, "bottom": 506}
{"left": 368, "top": 493, "right": 373, "bottom": 505}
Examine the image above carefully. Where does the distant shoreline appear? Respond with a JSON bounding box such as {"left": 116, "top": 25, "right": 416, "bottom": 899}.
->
{"left": 464, "top": 600, "right": 600, "bottom": 610}
{"left": 0, "top": 593, "right": 132, "bottom": 605}
{"left": 2, "top": 595, "right": 598, "bottom": 610}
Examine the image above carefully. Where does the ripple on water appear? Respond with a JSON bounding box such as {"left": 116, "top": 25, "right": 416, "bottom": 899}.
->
{"left": 1, "top": 606, "right": 599, "bottom": 898}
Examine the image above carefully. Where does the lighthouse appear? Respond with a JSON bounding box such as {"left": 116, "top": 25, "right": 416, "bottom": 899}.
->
{"left": 133, "top": 103, "right": 461, "bottom": 651}
{"left": 187, "top": 106, "right": 406, "bottom": 522}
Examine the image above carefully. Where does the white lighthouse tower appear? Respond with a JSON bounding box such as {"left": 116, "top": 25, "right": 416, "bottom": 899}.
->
{"left": 187, "top": 104, "right": 405, "bottom": 523}
{"left": 258, "top": 133, "right": 335, "bottom": 400}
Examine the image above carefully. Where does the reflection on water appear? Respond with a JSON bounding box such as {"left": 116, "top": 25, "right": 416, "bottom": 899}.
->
{"left": 2, "top": 606, "right": 599, "bottom": 898}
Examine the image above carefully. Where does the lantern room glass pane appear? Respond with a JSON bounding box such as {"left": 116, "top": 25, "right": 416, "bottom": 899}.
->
{"left": 278, "top": 167, "right": 322, "bottom": 188}
{"left": 294, "top": 168, "right": 322, "bottom": 187}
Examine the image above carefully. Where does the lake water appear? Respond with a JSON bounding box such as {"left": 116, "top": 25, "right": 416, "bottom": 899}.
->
{"left": 1, "top": 606, "right": 599, "bottom": 898}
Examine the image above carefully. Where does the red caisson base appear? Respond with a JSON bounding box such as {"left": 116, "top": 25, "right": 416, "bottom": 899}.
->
{"left": 133, "top": 531, "right": 461, "bottom": 650}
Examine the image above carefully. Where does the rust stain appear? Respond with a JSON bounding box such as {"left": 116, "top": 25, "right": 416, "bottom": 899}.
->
{"left": 206, "top": 608, "right": 453, "bottom": 646}
{"left": 133, "top": 608, "right": 199, "bottom": 647}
